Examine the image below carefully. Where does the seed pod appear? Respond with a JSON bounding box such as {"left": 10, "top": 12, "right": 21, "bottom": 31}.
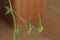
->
{"left": 37, "top": 15, "right": 44, "bottom": 33}
{"left": 16, "top": 26, "right": 21, "bottom": 35}
{"left": 37, "top": 23, "right": 44, "bottom": 33}
{"left": 26, "top": 16, "right": 32, "bottom": 34}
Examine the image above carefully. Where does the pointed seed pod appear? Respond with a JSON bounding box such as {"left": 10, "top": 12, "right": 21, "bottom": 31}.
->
{"left": 37, "top": 14, "right": 44, "bottom": 33}
{"left": 26, "top": 16, "right": 32, "bottom": 34}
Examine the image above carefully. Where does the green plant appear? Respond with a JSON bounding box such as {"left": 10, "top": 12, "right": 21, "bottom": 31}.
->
{"left": 26, "top": 16, "right": 32, "bottom": 34}
{"left": 37, "top": 15, "right": 44, "bottom": 32}
{"left": 5, "top": 0, "right": 44, "bottom": 40}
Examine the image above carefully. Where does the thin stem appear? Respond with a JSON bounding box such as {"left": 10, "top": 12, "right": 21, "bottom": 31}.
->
{"left": 8, "top": 0, "right": 38, "bottom": 35}
{"left": 12, "top": 14, "right": 16, "bottom": 40}
{"left": 8, "top": 0, "right": 17, "bottom": 40}
{"left": 9, "top": 0, "right": 38, "bottom": 31}
{"left": 39, "top": 14, "right": 41, "bottom": 24}
{"left": 8, "top": 0, "right": 13, "bottom": 9}
{"left": 14, "top": 11, "right": 38, "bottom": 31}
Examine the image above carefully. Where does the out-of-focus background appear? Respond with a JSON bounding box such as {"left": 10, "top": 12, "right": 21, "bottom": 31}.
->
{"left": 0, "top": 0, "right": 60, "bottom": 40}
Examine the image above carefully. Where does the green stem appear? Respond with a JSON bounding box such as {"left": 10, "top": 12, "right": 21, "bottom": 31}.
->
{"left": 14, "top": 11, "right": 38, "bottom": 31}
{"left": 12, "top": 14, "right": 16, "bottom": 40}
{"left": 39, "top": 14, "right": 41, "bottom": 24}
{"left": 8, "top": 0, "right": 17, "bottom": 40}
{"left": 8, "top": 0, "right": 12, "bottom": 9}
{"left": 8, "top": 0, "right": 38, "bottom": 31}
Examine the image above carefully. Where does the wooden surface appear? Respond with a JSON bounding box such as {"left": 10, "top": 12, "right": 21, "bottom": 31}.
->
{"left": 0, "top": 19, "right": 13, "bottom": 40}
{"left": 0, "top": 0, "right": 60, "bottom": 40}
{"left": 14, "top": 0, "right": 45, "bottom": 27}
{"left": 50, "top": 0, "right": 60, "bottom": 7}
{"left": 43, "top": 0, "right": 60, "bottom": 40}
{"left": 0, "top": 18, "right": 50, "bottom": 40}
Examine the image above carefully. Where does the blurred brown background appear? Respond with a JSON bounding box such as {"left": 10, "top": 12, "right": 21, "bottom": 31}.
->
{"left": 0, "top": 0, "right": 60, "bottom": 40}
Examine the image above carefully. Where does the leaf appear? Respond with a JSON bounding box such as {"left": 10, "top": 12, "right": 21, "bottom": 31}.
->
{"left": 10, "top": 8, "right": 14, "bottom": 15}
{"left": 5, "top": 6, "right": 10, "bottom": 10}
{"left": 16, "top": 27, "right": 21, "bottom": 35}
{"left": 5, "top": 6, "right": 10, "bottom": 15}
{"left": 5, "top": 6, "right": 14, "bottom": 15}
{"left": 26, "top": 16, "right": 32, "bottom": 34}
{"left": 5, "top": 10, "right": 10, "bottom": 15}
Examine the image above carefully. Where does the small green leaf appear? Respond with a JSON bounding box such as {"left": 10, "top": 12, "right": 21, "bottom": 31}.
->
{"left": 5, "top": 10, "right": 11, "bottom": 15}
{"left": 26, "top": 16, "right": 32, "bottom": 34}
{"left": 16, "top": 27, "right": 21, "bottom": 35}
{"left": 5, "top": 6, "right": 10, "bottom": 10}
{"left": 5, "top": 6, "right": 10, "bottom": 15}
{"left": 5, "top": 6, "right": 14, "bottom": 15}
{"left": 10, "top": 8, "right": 14, "bottom": 15}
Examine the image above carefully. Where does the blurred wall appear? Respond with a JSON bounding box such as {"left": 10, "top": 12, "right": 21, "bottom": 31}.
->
{"left": 0, "top": 0, "right": 60, "bottom": 40}
{"left": 0, "top": 0, "right": 13, "bottom": 26}
{"left": 43, "top": 0, "right": 60, "bottom": 40}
